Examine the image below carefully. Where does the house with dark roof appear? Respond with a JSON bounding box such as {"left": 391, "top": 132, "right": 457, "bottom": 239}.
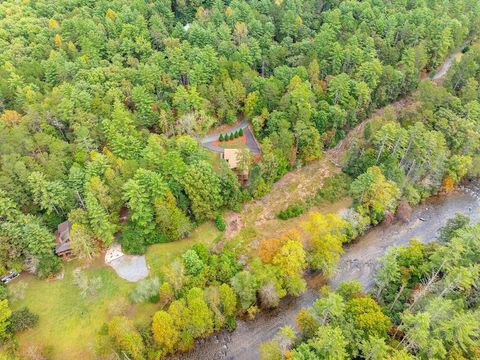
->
{"left": 55, "top": 221, "right": 72, "bottom": 258}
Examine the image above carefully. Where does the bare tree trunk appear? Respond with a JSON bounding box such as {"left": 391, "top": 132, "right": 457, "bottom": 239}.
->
{"left": 376, "top": 134, "right": 387, "bottom": 163}
{"left": 76, "top": 190, "right": 86, "bottom": 209}
{"left": 406, "top": 159, "right": 416, "bottom": 179}
{"left": 389, "top": 283, "right": 407, "bottom": 311}
{"left": 400, "top": 135, "right": 414, "bottom": 168}
{"left": 392, "top": 135, "right": 402, "bottom": 157}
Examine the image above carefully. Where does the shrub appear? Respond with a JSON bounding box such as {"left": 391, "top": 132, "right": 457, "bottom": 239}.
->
{"left": 191, "top": 243, "right": 210, "bottom": 263}
{"left": 144, "top": 232, "right": 168, "bottom": 246}
{"left": 119, "top": 228, "right": 147, "bottom": 255}
{"left": 363, "top": 121, "right": 372, "bottom": 140}
{"left": 215, "top": 214, "right": 226, "bottom": 231}
{"left": 182, "top": 250, "right": 204, "bottom": 276}
{"left": 316, "top": 173, "right": 352, "bottom": 203}
{"left": 438, "top": 213, "right": 470, "bottom": 243}
{"left": 225, "top": 111, "right": 237, "bottom": 124}
{"left": 36, "top": 255, "right": 61, "bottom": 279}
{"left": 234, "top": 130, "right": 239, "bottom": 138}
{"left": 219, "top": 134, "right": 224, "bottom": 141}
{"left": 130, "top": 277, "right": 161, "bottom": 304}
{"left": 239, "top": 128, "right": 243, "bottom": 136}
{"left": 277, "top": 202, "right": 304, "bottom": 220}
{"left": 229, "top": 133, "right": 234, "bottom": 140}
{"left": 159, "top": 282, "right": 174, "bottom": 308}
{"left": 8, "top": 307, "right": 39, "bottom": 333}
{"left": 225, "top": 316, "right": 237, "bottom": 331}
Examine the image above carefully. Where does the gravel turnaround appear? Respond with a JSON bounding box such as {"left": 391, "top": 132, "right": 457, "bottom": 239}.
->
{"left": 108, "top": 255, "right": 149, "bottom": 282}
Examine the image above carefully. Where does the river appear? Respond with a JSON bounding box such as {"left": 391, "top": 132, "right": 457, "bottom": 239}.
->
{"left": 179, "top": 183, "right": 480, "bottom": 360}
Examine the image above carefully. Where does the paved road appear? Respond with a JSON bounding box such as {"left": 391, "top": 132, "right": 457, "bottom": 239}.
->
{"left": 200, "top": 120, "right": 261, "bottom": 155}
{"left": 431, "top": 40, "right": 470, "bottom": 81}
{"left": 200, "top": 120, "right": 250, "bottom": 144}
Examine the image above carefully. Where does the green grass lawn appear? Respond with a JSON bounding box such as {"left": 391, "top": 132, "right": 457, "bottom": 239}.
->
{"left": 5, "top": 221, "right": 221, "bottom": 360}
{"left": 209, "top": 151, "right": 223, "bottom": 172}
{"left": 7, "top": 260, "right": 135, "bottom": 359}
{"left": 147, "top": 222, "right": 221, "bottom": 275}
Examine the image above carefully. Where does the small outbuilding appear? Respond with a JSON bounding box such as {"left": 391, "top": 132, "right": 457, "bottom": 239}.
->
{"left": 55, "top": 221, "right": 72, "bottom": 258}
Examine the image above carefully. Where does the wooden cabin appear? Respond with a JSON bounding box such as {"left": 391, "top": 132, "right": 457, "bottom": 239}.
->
{"left": 222, "top": 148, "right": 249, "bottom": 185}
{"left": 55, "top": 221, "right": 72, "bottom": 258}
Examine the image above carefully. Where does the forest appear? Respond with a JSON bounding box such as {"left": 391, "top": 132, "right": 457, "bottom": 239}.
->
{"left": 1, "top": 0, "right": 480, "bottom": 359}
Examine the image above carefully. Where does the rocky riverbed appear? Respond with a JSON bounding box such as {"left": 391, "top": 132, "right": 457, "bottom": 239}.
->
{"left": 177, "top": 183, "right": 480, "bottom": 360}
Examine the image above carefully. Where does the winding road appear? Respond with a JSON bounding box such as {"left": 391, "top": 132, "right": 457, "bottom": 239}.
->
{"left": 431, "top": 40, "right": 469, "bottom": 81}
{"left": 176, "top": 42, "right": 471, "bottom": 360}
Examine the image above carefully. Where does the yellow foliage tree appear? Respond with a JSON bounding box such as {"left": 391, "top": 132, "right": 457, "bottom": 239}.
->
{"left": 302, "top": 213, "right": 347, "bottom": 275}
{"left": 106, "top": 8, "right": 117, "bottom": 20}
{"left": 0, "top": 110, "right": 21, "bottom": 126}
{"left": 272, "top": 231, "right": 307, "bottom": 296}
{"left": 152, "top": 310, "right": 179, "bottom": 354}
{"left": 48, "top": 18, "right": 59, "bottom": 29}
{"left": 107, "top": 316, "right": 145, "bottom": 360}
{"left": 54, "top": 34, "right": 62, "bottom": 48}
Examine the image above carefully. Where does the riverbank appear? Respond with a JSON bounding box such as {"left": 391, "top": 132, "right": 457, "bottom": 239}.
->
{"left": 179, "top": 184, "right": 480, "bottom": 360}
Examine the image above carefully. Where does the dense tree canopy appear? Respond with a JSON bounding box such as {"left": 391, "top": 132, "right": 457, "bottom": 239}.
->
{"left": 0, "top": 0, "right": 477, "bottom": 274}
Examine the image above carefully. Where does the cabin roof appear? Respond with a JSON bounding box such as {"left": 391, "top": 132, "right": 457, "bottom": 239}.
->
{"left": 223, "top": 148, "right": 240, "bottom": 169}
{"left": 56, "top": 221, "right": 71, "bottom": 244}
{"left": 55, "top": 241, "right": 72, "bottom": 254}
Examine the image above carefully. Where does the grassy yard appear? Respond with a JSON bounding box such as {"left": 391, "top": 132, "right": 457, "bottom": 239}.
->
{"left": 5, "top": 221, "right": 220, "bottom": 360}
{"left": 146, "top": 222, "right": 221, "bottom": 275}
{"left": 217, "top": 137, "right": 248, "bottom": 150}
{"left": 8, "top": 260, "right": 135, "bottom": 359}
{"left": 209, "top": 150, "right": 223, "bottom": 172}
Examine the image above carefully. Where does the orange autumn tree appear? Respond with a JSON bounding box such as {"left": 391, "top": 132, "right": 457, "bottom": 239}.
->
{"left": 258, "top": 230, "right": 303, "bottom": 263}
{"left": 442, "top": 175, "right": 455, "bottom": 192}
{"left": 258, "top": 237, "right": 284, "bottom": 263}
{"left": 258, "top": 230, "right": 307, "bottom": 297}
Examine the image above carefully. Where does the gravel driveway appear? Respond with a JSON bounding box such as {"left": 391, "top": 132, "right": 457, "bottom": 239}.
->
{"left": 108, "top": 255, "right": 149, "bottom": 282}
